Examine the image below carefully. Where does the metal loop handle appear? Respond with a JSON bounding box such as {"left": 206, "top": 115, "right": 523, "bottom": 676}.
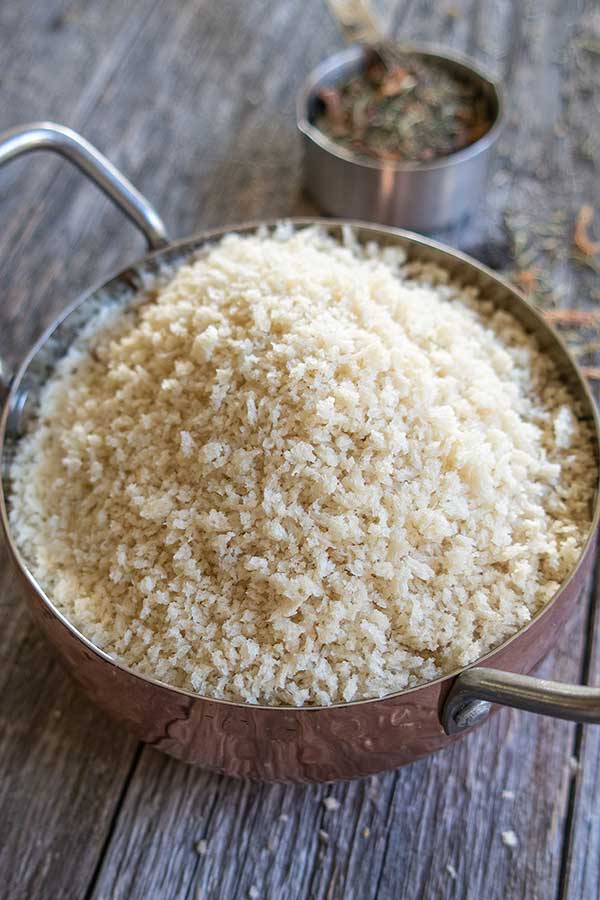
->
{"left": 0, "top": 122, "right": 169, "bottom": 397}
{"left": 0, "top": 122, "right": 168, "bottom": 250}
{"left": 443, "top": 666, "right": 600, "bottom": 735}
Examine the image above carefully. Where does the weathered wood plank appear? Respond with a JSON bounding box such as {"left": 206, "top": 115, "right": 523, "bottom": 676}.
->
{"left": 0, "top": 0, "right": 164, "bottom": 273}
{"left": 0, "top": 591, "right": 139, "bottom": 900}
{"left": 562, "top": 568, "right": 600, "bottom": 900}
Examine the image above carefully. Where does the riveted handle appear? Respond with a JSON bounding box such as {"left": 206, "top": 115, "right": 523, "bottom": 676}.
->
{"left": 442, "top": 666, "right": 600, "bottom": 735}
{"left": 0, "top": 122, "right": 170, "bottom": 396}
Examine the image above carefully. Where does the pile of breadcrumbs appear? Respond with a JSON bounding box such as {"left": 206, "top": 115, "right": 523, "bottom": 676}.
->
{"left": 9, "top": 225, "right": 596, "bottom": 705}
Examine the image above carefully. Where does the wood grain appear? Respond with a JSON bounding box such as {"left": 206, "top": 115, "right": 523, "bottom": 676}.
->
{"left": 0, "top": 1, "right": 599, "bottom": 899}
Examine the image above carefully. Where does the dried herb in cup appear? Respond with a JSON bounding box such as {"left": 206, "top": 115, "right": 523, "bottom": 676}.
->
{"left": 315, "top": 51, "right": 492, "bottom": 164}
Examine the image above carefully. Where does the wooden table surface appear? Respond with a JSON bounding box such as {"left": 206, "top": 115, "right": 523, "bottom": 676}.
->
{"left": 1, "top": 2, "right": 600, "bottom": 898}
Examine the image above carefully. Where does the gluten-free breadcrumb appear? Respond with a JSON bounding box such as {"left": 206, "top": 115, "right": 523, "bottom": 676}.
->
{"left": 9, "top": 226, "right": 596, "bottom": 706}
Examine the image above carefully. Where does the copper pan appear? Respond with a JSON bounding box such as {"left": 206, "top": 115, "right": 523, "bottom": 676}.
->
{"left": 1, "top": 123, "right": 600, "bottom": 784}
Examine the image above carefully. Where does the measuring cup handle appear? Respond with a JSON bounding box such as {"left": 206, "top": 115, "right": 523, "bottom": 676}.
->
{"left": 442, "top": 666, "right": 600, "bottom": 734}
{"left": 0, "top": 122, "right": 169, "bottom": 250}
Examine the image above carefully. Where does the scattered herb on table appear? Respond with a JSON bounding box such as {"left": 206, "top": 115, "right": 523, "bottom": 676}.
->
{"left": 515, "top": 268, "right": 540, "bottom": 295}
{"left": 573, "top": 203, "right": 600, "bottom": 257}
{"left": 315, "top": 51, "right": 492, "bottom": 164}
{"left": 503, "top": 204, "right": 600, "bottom": 382}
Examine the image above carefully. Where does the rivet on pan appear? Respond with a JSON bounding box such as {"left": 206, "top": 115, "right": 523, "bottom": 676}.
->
{"left": 452, "top": 699, "right": 492, "bottom": 732}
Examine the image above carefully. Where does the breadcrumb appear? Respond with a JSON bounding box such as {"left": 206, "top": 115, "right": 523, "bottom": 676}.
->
{"left": 9, "top": 227, "right": 596, "bottom": 706}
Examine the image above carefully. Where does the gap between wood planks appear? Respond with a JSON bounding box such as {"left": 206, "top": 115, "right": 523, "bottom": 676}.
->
{"left": 83, "top": 743, "right": 144, "bottom": 900}
{"left": 557, "top": 548, "right": 600, "bottom": 900}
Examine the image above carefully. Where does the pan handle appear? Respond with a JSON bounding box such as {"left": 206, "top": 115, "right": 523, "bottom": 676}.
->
{"left": 442, "top": 666, "right": 600, "bottom": 735}
{"left": 0, "top": 122, "right": 168, "bottom": 250}
{"left": 0, "top": 122, "right": 169, "bottom": 400}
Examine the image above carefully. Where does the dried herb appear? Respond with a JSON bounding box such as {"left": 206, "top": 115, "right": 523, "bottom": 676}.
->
{"left": 543, "top": 309, "right": 596, "bottom": 325}
{"left": 580, "top": 367, "right": 600, "bottom": 380}
{"left": 315, "top": 51, "right": 492, "bottom": 164}
{"left": 541, "top": 309, "right": 600, "bottom": 382}
{"left": 573, "top": 204, "right": 600, "bottom": 257}
{"left": 515, "top": 268, "right": 540, "bottom": 295}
